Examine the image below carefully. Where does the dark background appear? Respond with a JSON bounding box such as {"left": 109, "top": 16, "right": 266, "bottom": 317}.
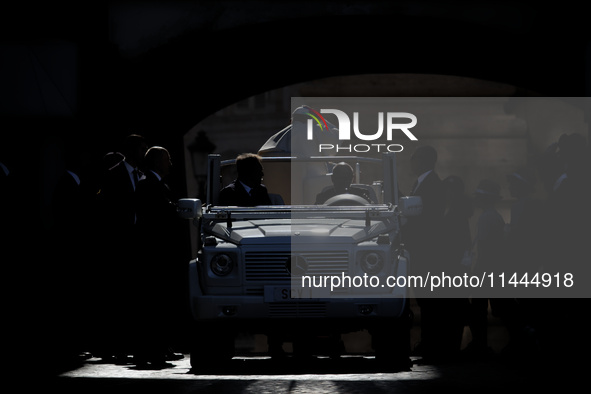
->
{"left": 1, "top": 1, "right": 589, "bottom": 371}
{"left": 2, "top": 2, "right": 589, "bottom": 208}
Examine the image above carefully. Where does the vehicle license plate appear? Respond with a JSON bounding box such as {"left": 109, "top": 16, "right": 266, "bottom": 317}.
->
{"left": 263, "top": 286, "right": 307, "bottom": 302}
{"left": 264, "top": 286, "right": 328, "bottom": 302}
{"left": 264, "top": 286, "right": 295, "bottom": 302}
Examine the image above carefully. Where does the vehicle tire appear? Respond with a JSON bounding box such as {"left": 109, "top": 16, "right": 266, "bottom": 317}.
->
{"left": 189, "top": 323, "right": 235, "bottom": 371}
{"left": 371, "top": 311, "right": 413, "bottom": 370}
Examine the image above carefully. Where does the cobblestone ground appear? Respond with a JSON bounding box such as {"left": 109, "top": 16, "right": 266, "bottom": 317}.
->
{"left": 47, "top": 352, "right": 580, "bottom": 394}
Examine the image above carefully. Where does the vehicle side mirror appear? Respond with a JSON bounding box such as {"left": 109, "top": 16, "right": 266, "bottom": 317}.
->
{"left": 177, "top": 198, "right": 203, "bottom": 220}
{"left": 398, "top": 196, "right": 422, "bottom": 217}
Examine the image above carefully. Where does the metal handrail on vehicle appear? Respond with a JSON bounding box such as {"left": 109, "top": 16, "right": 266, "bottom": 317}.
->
{"left": 202, "top": 204, "right": 399, "bottom": 231}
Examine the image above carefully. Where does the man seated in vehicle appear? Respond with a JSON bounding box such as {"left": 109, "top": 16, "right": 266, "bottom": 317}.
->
{"left": 314, "top": 162, "right": 374, "bottom": 204}
{"left": 218, "top": 153, "right": 274, "bottom": 206}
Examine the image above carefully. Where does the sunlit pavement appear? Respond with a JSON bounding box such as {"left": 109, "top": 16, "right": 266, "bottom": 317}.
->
{"left": 39, "top": 303, "right": 587, "bottom": 393}
{"left": 31, "top": 300, "right": 588, "bottom": 394}
{"left": 43, "top": 310, "right": 587, "bottom": 394}
{"left": 47, "top": 353, "right": 575, "bottom": 394}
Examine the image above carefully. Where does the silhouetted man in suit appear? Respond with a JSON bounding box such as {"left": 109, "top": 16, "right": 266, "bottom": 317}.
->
{"left": 98, "top": 134, "right": 148, "bottom": 226}
{"left": 50, "top": 142, "right": 95, "bottom": 363}
{"left": 405, "top": 145, "right": 446, "bottom": 272}
{"left": 405, "top": 145, "right": 446, "bottom": 363}
{"left": 134, "top": 146, "right": 185, "bottom": 366}
{"left": 94, "top": 134, "right": 148, "bottom": 363}
{"left": 219, "top": 153, "right": 272, "bottom": 206}
{"left": 136, "top": 146, "right": 176, "bottom": 230}
{"left": 314, "top": 162, "right": 374, "bottom": 204}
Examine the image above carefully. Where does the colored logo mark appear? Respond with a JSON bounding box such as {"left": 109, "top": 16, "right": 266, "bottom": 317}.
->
{"left": 304, "top": 106, "right": 329, "bottom": 131}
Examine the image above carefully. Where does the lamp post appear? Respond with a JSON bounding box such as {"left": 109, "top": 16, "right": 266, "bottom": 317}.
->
{"left": 188, "top": 130, "right": 216, "bottom": 201}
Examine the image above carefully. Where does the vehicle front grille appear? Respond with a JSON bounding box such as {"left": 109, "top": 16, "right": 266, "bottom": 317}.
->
{"left": 244, "top": 251, "right": 349, "bottom": 282}
{"left": 268, "top": 302, "right": 327, "bottom": 317}
{"left": 245, "top": 287, "right": 264, "bottom": 296}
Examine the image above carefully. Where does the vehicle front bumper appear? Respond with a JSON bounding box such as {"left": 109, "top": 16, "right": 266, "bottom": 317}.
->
{"left": 188, "top": 260, "right": 408, "bottom": 333}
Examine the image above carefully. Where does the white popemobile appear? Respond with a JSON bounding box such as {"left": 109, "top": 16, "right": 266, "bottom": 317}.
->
{"left": 178, "top": 123, "right": 422, "bottom": 370}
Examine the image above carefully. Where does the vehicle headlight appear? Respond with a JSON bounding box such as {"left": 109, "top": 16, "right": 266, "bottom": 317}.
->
{"left": 359, "top": 251, "right": 384, "bottom": 274}
{"left": 210, "top": 254, "right": 234, "bottom": 276}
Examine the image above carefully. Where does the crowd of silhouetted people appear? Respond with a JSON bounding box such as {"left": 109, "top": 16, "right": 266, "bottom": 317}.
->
{"left": 404, "top": 133, "right": 590, "bottom": 365}
{"left": 11, "top": 134, "right": 192, "bottom": 369}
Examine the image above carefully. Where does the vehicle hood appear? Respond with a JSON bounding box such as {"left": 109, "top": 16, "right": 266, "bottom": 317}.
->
{"left": 208, "top": 218, "right": 390, "bottom": 245}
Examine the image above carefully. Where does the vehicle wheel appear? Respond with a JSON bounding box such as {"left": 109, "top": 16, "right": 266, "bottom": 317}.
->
{"left": 189, "top": 324, "right": 235, "bottom": 371}
{"left": 326, "top": 335, "right": 346, "bottom": 360}
{"left": 371, "top": 313, "right": 413, "bottom": 370}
